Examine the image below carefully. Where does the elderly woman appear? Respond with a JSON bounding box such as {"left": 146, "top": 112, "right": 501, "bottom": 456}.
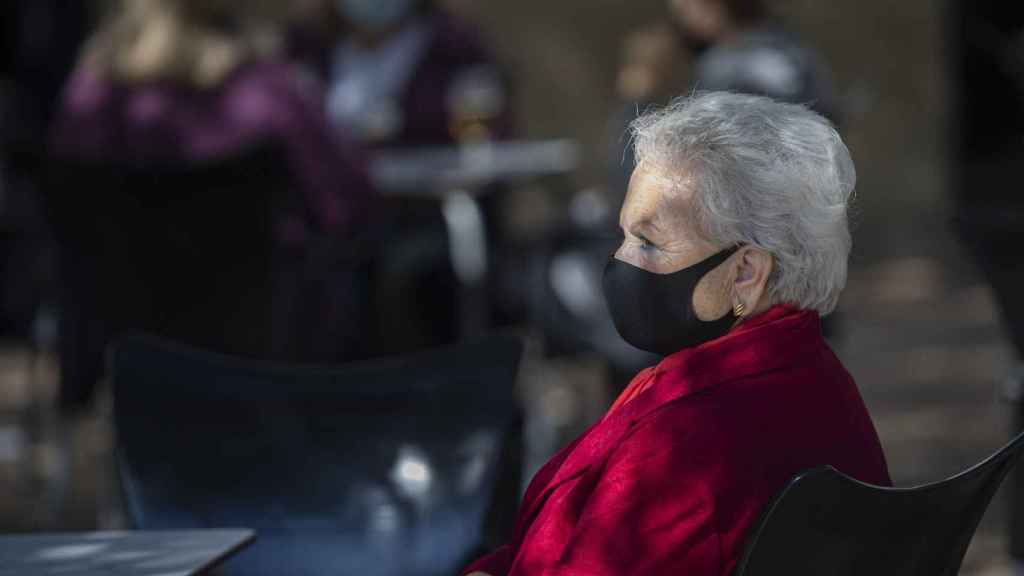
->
{"left": 464, "top": 92, "right": 890, "bottom": 575}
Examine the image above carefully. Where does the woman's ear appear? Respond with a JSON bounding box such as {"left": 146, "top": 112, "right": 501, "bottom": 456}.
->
{"left": 732, "top": 246, "right": 774, "bottom": 314}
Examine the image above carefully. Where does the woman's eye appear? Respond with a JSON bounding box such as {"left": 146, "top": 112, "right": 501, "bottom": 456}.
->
{"left": 637, "top": 236, "right": 654, "bottom": 250}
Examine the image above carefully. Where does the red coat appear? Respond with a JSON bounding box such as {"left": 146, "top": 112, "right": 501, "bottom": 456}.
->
{"left": 465, "top": 306, "right": 890, "bottom": 575}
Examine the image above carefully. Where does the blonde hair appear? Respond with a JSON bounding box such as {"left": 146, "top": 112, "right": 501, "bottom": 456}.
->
{"left": 85, "top": 0, "right": 283, "bottom": 88}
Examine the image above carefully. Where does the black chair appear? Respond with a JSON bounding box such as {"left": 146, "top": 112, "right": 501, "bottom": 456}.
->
{"left": 43, "top": 146, "right": 287, "bottom": 410}
{"left": 111, "top": 334, "right": 524, "bottom": 576}
{"left": 734, "top": 431, "right": 1024, "bottom": 576}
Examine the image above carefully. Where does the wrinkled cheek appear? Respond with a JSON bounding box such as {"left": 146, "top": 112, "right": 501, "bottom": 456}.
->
{"left": 692, "top": 269, "right": 731, "bottom": 321}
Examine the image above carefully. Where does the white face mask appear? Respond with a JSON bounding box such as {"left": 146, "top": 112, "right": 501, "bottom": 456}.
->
{"left": 337, "top": 0, "right": 416, "bottom": 30}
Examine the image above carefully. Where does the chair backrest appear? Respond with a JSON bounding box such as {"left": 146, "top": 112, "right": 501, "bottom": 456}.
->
{"left": 111, "top": 334, "right": 524, "bottom": 576}
{"left": 734, "top": 431, "right": 1024, "bottom": 576}
{"left": 45, "top": 145, "right": 286, "bottom": 358}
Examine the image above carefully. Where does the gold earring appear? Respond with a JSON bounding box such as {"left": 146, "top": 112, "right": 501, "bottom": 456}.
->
{"left": 733, "top": 302, "right": 747, "bottom": 318}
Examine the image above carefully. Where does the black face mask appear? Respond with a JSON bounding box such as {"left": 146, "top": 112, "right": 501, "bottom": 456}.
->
{"left": 602, "top": 246, "right": 740, "bottom": 356}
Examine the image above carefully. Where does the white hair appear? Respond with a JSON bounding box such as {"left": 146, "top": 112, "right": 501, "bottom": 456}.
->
{"left": 630, "top": 91, "right": 856, "bottom": 315}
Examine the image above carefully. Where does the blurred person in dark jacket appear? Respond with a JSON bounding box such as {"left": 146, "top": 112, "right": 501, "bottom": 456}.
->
{"left": 289, "top": 0, "right": 514, "bottom": 354}
{"left": 290, "top": 0, "right": 511, "bottom": 148}
{"left": 668, "top": 0, "right": 840, "bottom": 123}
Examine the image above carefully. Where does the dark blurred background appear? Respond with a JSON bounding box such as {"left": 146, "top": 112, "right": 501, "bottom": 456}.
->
{"left": 2, "top": 0, "right": 1023, "bottom": 574}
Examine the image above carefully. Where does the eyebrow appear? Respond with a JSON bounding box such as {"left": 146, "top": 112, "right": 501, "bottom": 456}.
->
{"left": 625, "top": 218, "right": 662, "bottom": 239}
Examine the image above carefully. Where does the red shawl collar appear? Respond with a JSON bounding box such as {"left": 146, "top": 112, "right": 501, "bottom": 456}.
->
{"left": 514, "top": 305, "right": 822, "bottom": 540}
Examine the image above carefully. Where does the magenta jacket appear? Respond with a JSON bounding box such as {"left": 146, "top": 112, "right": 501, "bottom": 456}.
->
{"left": 50, "top": 58, "right": 374, "bottom": 240}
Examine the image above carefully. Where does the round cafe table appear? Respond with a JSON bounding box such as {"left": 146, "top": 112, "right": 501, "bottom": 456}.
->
{"left": 369, "top": 139, "right": 581, "bottom": 336}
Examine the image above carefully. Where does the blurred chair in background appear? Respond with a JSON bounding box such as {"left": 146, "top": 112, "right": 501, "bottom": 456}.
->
{"left": 289, "top": 0, "right": 516, "bottom": 356}
{"left": 951, "top": 2, "right": 1024, "bottom": 572}
{"left": 112, "top": 335, "right": 525, "bottom": 576}
{"left": 47, "top": 0, "right": 376, "bottom": 407}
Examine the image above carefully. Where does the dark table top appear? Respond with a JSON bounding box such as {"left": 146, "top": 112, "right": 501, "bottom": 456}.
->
{"left": 0, "top": 529, "right": 255, "bottom": 576}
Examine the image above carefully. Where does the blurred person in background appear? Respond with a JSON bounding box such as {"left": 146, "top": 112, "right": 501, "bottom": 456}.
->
{"left": 290, "top": 0, "right": 511, "bottom": 148}
{"left": 51, "top": 0, "right": 372, "bottom": 239}
{"left": 668, "top": 0, "right": 840, "bottom": 122}
{"left": 49, "top": 0, "right": 375, "bottom": 403}
{"left": 289, "top": 0, "right": 514, "bottom": 354}
{"left": 611, "top": 0, "right": 841, "bottom": 204}
{"left": 466, "top": 92, "right": 888, "bottom": 576}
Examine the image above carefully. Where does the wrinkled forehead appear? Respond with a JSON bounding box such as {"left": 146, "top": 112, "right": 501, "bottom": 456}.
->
{"left": 620, "top": 163, "right": 699, "bottom": 233}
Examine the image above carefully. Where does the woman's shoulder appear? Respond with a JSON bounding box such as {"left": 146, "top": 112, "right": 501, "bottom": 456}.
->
{"left": 221, "top": 58, "right": 330, "bottom": 134}
{"left": 51, "top": 63, "right": 120, "bottom": 157}
{"left": 58, "top": 63, "right": 117, "bottom": 118}
{"left": 56, "top": 58, "right": 316, "bottom": 118}
{"left": 229, "top": 58, "right": 324, "bottom": 104}
{"left": 617, "top": 395, "right": 721, "bottom": 460}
